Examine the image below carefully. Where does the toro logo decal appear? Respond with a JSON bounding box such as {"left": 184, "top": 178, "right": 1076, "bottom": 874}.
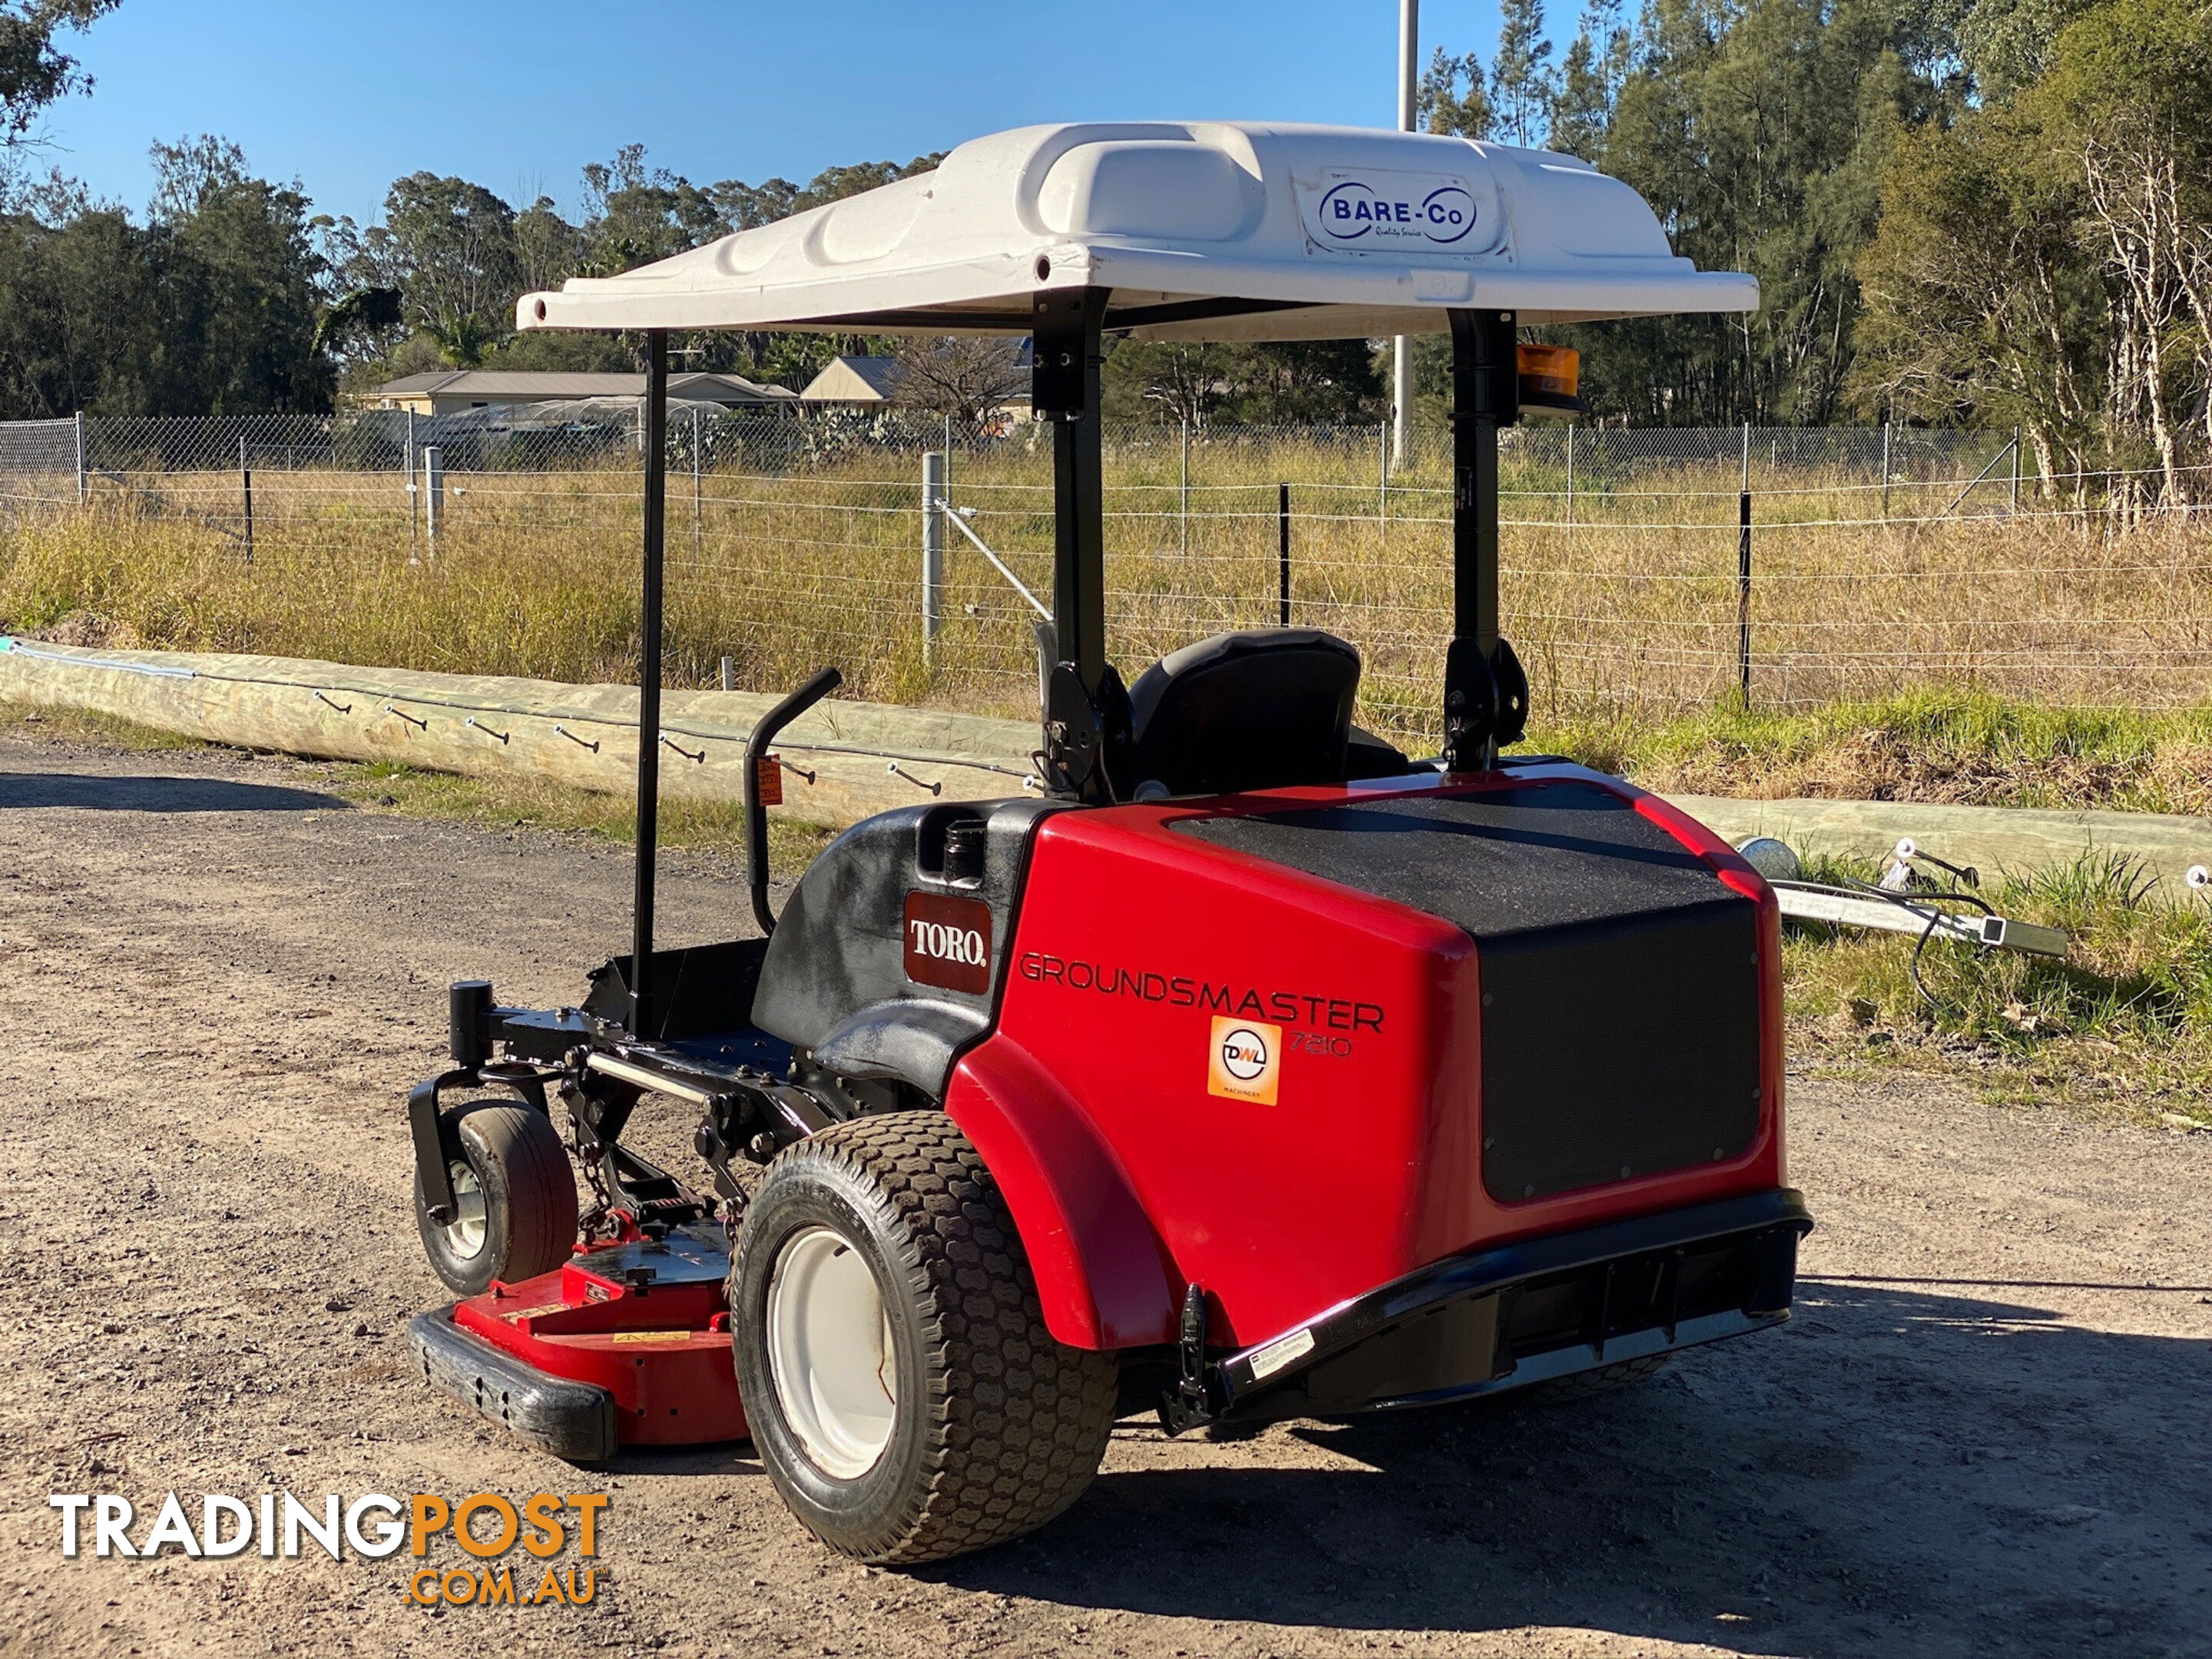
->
{"left": 1207, "top": 1015, "right": 1281, "bottom": 1105}
{"left": 902, "top": 891, "right": 992, "bottom": 994}
{"left": 1298, "top": 167, "right": 1492, "bottom": 256}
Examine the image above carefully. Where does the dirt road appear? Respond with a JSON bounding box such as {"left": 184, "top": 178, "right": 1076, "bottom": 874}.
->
{"left": 0, "top": 730, "right": 2207, "bottom": 1659}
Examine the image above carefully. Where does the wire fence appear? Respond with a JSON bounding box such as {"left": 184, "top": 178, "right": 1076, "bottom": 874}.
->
{"left": 1, "top": 406, "right": 2205, "bottom": 750}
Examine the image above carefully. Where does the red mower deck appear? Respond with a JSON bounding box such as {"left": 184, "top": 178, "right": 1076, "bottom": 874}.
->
{"left": 409, "top": 1229, "right": 746, "bottom": 1462}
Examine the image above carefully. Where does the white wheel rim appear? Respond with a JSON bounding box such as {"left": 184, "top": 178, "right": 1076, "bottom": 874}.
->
{"left": 442, "top": 1162, "right": 488, "bottom": 1259}
{"left": 764, "top": 1226, "right": 898, "bottom": 1479}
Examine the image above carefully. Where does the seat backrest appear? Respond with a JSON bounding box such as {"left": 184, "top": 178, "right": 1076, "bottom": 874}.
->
{"left": 1122, "top": 628, "right": 1362, "bottom": 797}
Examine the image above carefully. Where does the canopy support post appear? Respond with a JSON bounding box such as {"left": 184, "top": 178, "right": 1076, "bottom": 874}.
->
{"left": 1034, "top": 286, "right": 1110, "bottom": 690}
{"left": 1031, "top": 286, "right": 1123, "bottom": 803}
{"left": 1442, "top": 308, "right": 1528, "bottom": 773}
{"left": 632, "top": 327, "right": 670, "bottom": 1034}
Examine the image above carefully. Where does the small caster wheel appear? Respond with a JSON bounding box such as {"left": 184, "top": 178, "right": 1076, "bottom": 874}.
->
{"left": 414, "top": 1095, "right": 578, "bottom": 1296}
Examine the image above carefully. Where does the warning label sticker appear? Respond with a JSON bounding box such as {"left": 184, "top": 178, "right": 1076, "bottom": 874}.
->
{"left": 1207, "top": 1015, "right": 1282, "bottom": 1105}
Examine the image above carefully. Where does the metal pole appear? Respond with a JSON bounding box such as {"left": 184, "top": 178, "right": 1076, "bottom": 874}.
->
{"left": 1378, "top": 422, "right": 1389, "bottom": 525}
{"left": 631, "top": 329, "right": 671, "bottom": 1035}
{"left": 1278, "top": 482, "right": 1292, "bottom": 625}
{"left": 2010, "top": 426, "right": 2022, "bottom": 515}
{"left": 422, "top": 445, "right": 443, "bottom": 547}
{"left": 1180, "top": 419, "right": 1190, "bottom": 558}
{"left": 720, "top": 654, "right": 735, "bottom": 692}
{"left": 691, "top": 404, "right": 703, "bottom": 556}
{"left": 1740, "top": 420, "right": 1751, "bottom": 495}
{"left": 1390, "top": 0, "right": 1418, "bottom": 473}
{"left": 406, "top": 409, "right": 418, "bottom": 554}
{"left": 922, "top": 450, "right": 946, "bottom": 666}
{"left": 1738, "top": 484, "right": 1753, "bottom": 707}
{"left": 74, "top": 410, "right": 85, "bottom": 505}
{"left": 1881, "top": 420, "right": 1892, "bottom": 520}
{"left": 240, "top": 435, "right": 253, "bottom": 565}
{"left": 1565, "top": 420, "right": 1575, "bottom": 527}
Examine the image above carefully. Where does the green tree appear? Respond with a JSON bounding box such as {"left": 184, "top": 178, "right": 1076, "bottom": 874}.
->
{"left": 141, "top": 137, "right": 331, "bottom": 412}
{"left": 0, "top": 0, "right": 118, "bottom": 145}
{"left": 1548, "top": 0, "right": 1630, "bottom": 161}
{"left": 1857, "top": 0, "right": 2212, "bottom": 500}
{"left": 0, "top": 184, "right": 150, "bottom": 416}
{"left": 1417, "top": 47, "right": 1492, "bottom": 137}
{"left": 1490, "top": 0, "right": 1557, "bottom": 146}
{"left": 379, "top": 173, "right": 523, "bottom": 340}
{"left": 1561, "top": 0, "right": 1965, "bottom": 423}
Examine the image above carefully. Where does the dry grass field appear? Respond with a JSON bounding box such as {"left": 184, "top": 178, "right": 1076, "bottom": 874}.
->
{"left": 5, "top": 429, "right": 2208, "bottom": 755}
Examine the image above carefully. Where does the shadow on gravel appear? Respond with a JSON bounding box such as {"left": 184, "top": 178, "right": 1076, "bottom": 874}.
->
{"left": 0, "top": 772, "right": 344, "bottom": 813}
{"left": 932, "top": 1284, "right": 2212, "bottom": 1657}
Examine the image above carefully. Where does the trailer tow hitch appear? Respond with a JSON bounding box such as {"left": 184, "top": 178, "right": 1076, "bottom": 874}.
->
{"left": 1159, "top": 1282, "right": 1218, "bottom": 1435}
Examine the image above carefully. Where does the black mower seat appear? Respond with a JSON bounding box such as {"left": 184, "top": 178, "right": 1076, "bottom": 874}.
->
{"left": 1124, "top": 628, "right": 1363, "bottom": 797}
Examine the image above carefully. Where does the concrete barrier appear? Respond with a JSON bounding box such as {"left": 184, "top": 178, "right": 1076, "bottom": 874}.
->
{"left": 0, "top": 637, "right": 1038, "bottom": 825}
{"left": 6, "top": 637, "right": 2206, "bottom": 887}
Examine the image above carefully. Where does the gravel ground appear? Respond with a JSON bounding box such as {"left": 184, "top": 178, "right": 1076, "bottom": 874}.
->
{"left": 0, "top": 730, "right": 2207, "bottom": 1659}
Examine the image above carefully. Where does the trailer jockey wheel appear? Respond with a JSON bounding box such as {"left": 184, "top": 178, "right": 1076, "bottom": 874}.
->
{"left": 730, "top": 1113, "right": 1119, "bottom": 1565}
{"left": 414, "top": 1096, "right": 579, "bottom": 1296}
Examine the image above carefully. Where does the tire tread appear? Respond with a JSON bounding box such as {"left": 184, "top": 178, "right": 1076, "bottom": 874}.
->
{"left": 744, "top": 1112, "right": 1118, "bottom": 1564}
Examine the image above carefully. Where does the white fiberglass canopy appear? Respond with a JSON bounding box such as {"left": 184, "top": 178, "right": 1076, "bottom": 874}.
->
{"left": 518, "top": 121, "right": 1757, "bottom": 343}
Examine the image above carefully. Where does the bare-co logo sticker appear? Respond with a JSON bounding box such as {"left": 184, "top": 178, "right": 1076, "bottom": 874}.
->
{"left": 902, "top": 891, "right": 992, "bottom": 994}
{"left": 1208, "top": 1015, "right": 1282, "bottom": 1105}
{"left": 1296, "top": 167, "right": 1498, "bottom": 257}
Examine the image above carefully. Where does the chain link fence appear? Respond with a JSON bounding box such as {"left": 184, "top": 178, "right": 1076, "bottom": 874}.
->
{"left": 1, "top": 406, "right": 2203, "bottom": 747}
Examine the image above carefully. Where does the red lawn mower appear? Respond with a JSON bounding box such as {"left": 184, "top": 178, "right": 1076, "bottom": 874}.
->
{"left": 404, "top": 121, "right": 1810, "bottom": 1565}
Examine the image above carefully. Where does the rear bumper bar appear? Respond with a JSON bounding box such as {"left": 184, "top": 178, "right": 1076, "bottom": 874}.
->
{"left": 1217, "top": 1187, "right": 1813, "bottom": 1415}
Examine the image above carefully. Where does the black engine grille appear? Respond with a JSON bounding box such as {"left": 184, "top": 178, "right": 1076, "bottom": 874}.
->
{"left": 1174, "top": 780, "right": 1763, "bottom": 1201}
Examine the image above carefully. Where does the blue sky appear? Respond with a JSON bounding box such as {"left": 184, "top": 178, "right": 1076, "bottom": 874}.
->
{"left": 39, "top": 0, "right": 1510, "bottom": 226}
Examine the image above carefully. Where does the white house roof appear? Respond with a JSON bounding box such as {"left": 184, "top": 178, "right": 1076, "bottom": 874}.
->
{"left": 517, "top": 121, "right": 1757, "bottom": 343}
{"left": 799, "top": 356, "right": 906, "bottom": 402}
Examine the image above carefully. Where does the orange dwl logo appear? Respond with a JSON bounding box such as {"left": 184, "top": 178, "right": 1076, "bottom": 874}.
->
{"left": 1207, "top": 1015, "right": 1281, "bottom": 1105}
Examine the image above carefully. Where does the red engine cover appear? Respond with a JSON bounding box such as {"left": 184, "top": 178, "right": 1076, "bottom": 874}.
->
{"left": 952, "top": 764, "right": 1785, "bottom": 1351}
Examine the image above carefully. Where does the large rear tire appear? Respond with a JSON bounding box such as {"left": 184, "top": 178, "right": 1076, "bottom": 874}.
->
{"left": 730, "top": 1112, "right": 1119, "bottom": 1565}
{"left": 414, "top": 1098, "right": 578, "bottom": 1296}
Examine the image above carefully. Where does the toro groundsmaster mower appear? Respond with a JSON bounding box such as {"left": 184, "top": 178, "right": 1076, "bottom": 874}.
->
{"left": 404, "top": 121, "right": 1811, "bottom": 1565}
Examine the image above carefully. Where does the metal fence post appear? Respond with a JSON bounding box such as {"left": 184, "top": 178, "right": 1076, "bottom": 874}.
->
{"left": 720, "top": 654, "right": 735, "bottom": 691}
{"left": 2011, "top": 426, "right": 2022, "bottom": 515}
{"left": 922, "top": 450, "right": 945, "bottom": 666}
{"left": 691, "top": 405, "right": 704, "bottom": 555}
{"left": 406, "top": 409, "right": 418, "bottom": 554}
{"left": 1377, "top": 421, "right": 1388, "bottom": 525}
{"left": 1180, "top": 419, "right": 1190, "bottom": 558}
{"left": 423, "top": 445, "right": 444, "bottom": 547}
{"left": 1738, "top": 475, "right": 1753, "bottom": 707}
{"left": 1881, "top": 420, "right": 1892, "bottom": 520}
{"left": 74, "top": 410, "right": 86, "bottom": 505}
{"left": 239, "top": 434, "right": 253, "bottom": 564}
{"left": 1565, "top": 419, "right": 1575, "bottom": 527}
{"left": 1278, "top": 482, "right": 1291, "bottom": 625}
